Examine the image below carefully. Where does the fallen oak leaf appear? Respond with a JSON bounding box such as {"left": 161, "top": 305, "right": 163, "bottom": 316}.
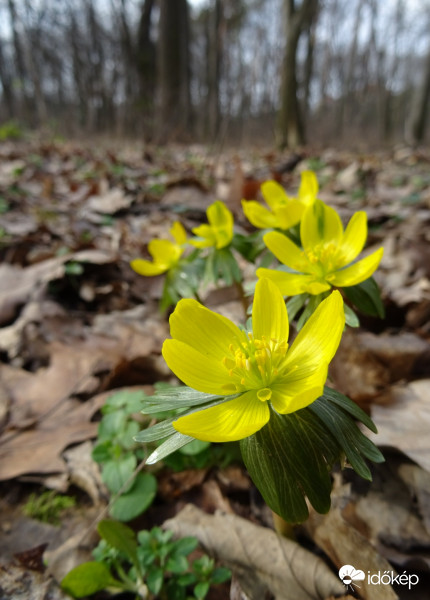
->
{"left": 368, "top": 379, "right": 430, "bottom": 473}
{"left": 0, "top": 394, "right": 105, "bottom": 480}
{"left": 0, "top": 249, "right": 115, "bottom": 326}
{"left": 162, "top": 504, "right": 345, "bottom": 600}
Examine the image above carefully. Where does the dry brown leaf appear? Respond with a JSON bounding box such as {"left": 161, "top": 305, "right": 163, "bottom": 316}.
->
{"left": 0, "top": 249, "right": 115, "bottom": 326}
{"left": 306, "top": 506, "right": 398, "bottom": 600}
{"left": 86, "top": 186, "right": 133, "bottom": 214}
{"left": 0, "top": 394, "right": 105, "bottom": 480}
{"left": 368, "top": 379, "right": 430, "bottom": 473}
{"left": 0, "top": 563, "right": 68, "bottom": 600}
{"left": 162, "top": 504, "right": 345, "bottom": 600}
{"left": 330, "top": 330, "right": 430, "bottom": 404}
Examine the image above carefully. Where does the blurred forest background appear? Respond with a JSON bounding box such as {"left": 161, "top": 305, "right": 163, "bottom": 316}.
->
{"left": 1, "top": 0, "right": 430, "bottom": 149}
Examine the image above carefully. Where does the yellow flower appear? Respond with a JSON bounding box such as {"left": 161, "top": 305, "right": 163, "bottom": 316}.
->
{"left": 131, "top": 221, "right": 187, "bottom": 276}
{"left": 190, "top": 200, "right": 233, "bottom": 249}
{"left": 162, "top": 278, "right": 344, "bottom": 442}
{"left": 257, "top": 200, "right": 384, "bottom": 295}
{"left": 242, "top": 170, "right": 318, "bottom": 230}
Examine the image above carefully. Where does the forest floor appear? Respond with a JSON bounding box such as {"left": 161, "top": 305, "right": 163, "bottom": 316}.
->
{"left": 1, "top": 138, "right": 430, "bottom": 600}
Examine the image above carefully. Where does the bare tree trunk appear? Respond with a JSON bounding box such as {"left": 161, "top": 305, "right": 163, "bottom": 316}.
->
{"left": 136, "top": 0, "right": 156, "bottom": 136}
{"left": 277, "top": 0, "right": 318, "bottom": 149}
{"left": 7, "top": 0, "right": 30, "bottom": 120}
{"left": 406, "top": 44, "right": 430, "bottom": 145}
{"left": 22, "top": 0, "right": 47, "bottom": 125}
{"left": 157, "top": 0, "right": 191, "bottom": 142}
{"left": 336, "top": 0, "right": 363, "bottom": 137}
{"left": 206, "top": 0, "right": 224, "bottom": 139}
{"left": 302, "top": 10, "right": 317, "bottom": 126}
{"left": 0, "top": 38, "right": 15, "bottom": 118}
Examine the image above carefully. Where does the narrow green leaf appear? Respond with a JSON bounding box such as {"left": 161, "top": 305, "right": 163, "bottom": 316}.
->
{"left": 310, "top": 398, "right": 373, "bottom": 480}
{"left": 343, "top": 303, "right": 360, "bottom": 327}
{"left": 322, "top": 387, "right": 378, "bottom": 433}
{"left": 61, "top": 562, "right": 120, "bottom": 598}
{"left": 134, "top": 416, "right": 178, "bottom": 442}
{"left": 146, "top": 432, "right": 195, "bottom": 465}
{"left": 141, "top": 387, "right": 236, "bottom": 414}
{"left": 285, "top": 293, "right": 307, "bottom": 322}
{"left": 343, "top": 276, "right": 385, "bottom": 318}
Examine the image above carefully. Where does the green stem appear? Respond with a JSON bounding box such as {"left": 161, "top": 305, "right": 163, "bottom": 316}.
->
{"left": 272, "top": 511, "right": 296, "bottom": 541}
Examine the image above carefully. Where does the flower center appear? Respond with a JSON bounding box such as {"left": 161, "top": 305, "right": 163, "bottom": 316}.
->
{"left": 303, "top": 242, "right": 343, "bottom": 278}
{"left": 221, "top": 334, "right": 288, "bottom": 399}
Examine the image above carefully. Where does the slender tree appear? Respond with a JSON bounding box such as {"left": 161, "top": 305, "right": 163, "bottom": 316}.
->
{"left": 277, "top": 0, "right": 319, "bottom": 149}
{"left": 406, "top": 39, "right": 430, "bottom": 144}
{"left": 157, "top": 0, "right": 192, "bottom": 141}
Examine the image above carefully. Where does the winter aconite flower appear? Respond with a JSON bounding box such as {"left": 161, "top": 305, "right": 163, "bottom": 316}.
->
{"left": 190, "top": 200, "right": 234, "bottom": 249}
{"left": 242, "top": 170, "right": 318, "bottom": 230}
{"left": 130, "top": 222, "right": 187, "bottom": 277}
{"left": 161, "top": 278, "right": 345, "bottom": 442}
{"left": 257, "top": 200, "right": 384, "bottom": 295}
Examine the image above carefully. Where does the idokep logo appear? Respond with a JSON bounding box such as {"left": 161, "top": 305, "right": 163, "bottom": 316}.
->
{"left": 338, "top": 565, "right": 365, "bottom": 591}
{"left": 338, "top": 564, "right": 420, "bottom": 592}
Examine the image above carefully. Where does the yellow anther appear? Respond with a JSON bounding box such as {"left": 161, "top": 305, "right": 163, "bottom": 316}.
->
{"left": 222, "top": 383, "right": 238, "bottom": 393}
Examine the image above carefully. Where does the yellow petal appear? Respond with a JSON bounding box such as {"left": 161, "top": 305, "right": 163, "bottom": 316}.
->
{"left": 169, "top": 298, "right": 245, "bottom": 361}
{"left": 190, "top": 224, "right": 216, "bottom": 247}
{"left": 330, "top": 247, "right": 384, "bottom": 287}
{"left": 301, "top": 200, "right": 343, "bottom": 249}
{"left": 298, "top": 170, "right": 318, "bottom": 206}
{"left": 214, "top": 228, "right": 232, "bottom": 249}
{"left": 256, "top": 268, "right": 330, "bottom": 296}
{"left": 242, "top": 200, "right": 278, "bottom": 229}
{"left": 173, "top": 391, "right": 270, "bottom": 442}
{"left": 263, "top": 231, "right": 307, "bottom": 271}
{"left": 340, "top": 211, "right": 367, "bottom": 265}
{"left": 207, "top": 200, "right": 233, "bottom": 230}
{"left": 130, "top": 258, "right": 167, "bottom": 276}
{"left": 170, "top": 221, "right": 187, "bottom": 245}
{"left": 286, "top": 290, "right": 344, "bottom": 368}
{"left": 273, "top": 201, "right": 305, "bottom": 229}
{"left": 271, "top": 372, "right": 325, "bottom": 414}
{"left": 261, "top": 180, "right": 288, "bottom": 210}
{"left": 148, "top": 239, "right": 181, "bottom": 265}
{"left": 252, "top": 278, "right": 289, "bottom": 342}
{"left": 162, "top": 339, "right": 227, "bottom": 394}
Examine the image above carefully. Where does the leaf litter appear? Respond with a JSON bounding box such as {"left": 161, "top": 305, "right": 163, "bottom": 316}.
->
{"left": 1, "top": 140, "right": 430, "bottom": 598}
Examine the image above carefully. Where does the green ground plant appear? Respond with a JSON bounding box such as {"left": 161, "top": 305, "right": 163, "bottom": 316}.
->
{"left": 23, "top": 490, "right": 76, "bottom": 525}
{"left": 61, "top": 519, "right": 231, "bottom": 600}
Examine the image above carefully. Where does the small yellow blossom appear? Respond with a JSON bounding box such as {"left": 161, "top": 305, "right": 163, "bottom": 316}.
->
{"left": 190, "top": 200, "right": 234, "bottom": 249}
{"left": 162, "top": 278, "right": 344, "bottom": 442}
{"left": 131, "top": 221, "right": 187, "bottom": 276}
{"left": 242, "top": 170, "right": 318, "bottom": 230}
{"left": 257, "top": 200, "right": 384, "bottom": 295}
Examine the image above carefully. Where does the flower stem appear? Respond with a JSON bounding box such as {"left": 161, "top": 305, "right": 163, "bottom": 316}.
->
{"left": 272, "top": 511, "right": 296, "bottom": 541}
